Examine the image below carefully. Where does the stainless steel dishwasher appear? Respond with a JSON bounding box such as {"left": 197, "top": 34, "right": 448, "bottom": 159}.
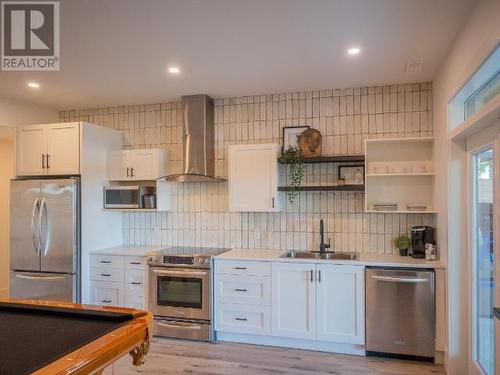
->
{"left": 366, "top": 267, "right": 435, "bottom": 361}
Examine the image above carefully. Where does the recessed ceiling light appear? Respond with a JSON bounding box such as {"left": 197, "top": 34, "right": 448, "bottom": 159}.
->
{"left": 168, "top": 66, "right": 180, "bottom": 74}
{"left": 347, "top": 47, "right": 361, "bottom": 56}
{"left": 27, "top": 82, "right": 40, "bottom": 88}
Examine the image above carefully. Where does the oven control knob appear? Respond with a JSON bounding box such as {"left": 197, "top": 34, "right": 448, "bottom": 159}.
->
{"left": 205, "top": 259, "right": 210, "bottom": 264}
{"left": 147, "top": 256, "right": 158, "bottom": 263}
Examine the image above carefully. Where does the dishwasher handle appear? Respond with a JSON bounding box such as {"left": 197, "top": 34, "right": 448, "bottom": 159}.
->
{"left": 371, "top": 275, "right": 430, "bottom": 283}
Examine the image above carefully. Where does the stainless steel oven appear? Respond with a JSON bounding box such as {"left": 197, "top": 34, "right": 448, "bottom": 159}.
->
{"left": 149, "top": 267, "right": 210, "bottom": 321}
{"left": 147, "top": 247, "right": 229, "bottom": 341}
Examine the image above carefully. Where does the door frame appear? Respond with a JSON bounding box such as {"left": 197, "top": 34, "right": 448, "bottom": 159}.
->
{"left": 466, "top": 122, "right": 499, "bottom": 375}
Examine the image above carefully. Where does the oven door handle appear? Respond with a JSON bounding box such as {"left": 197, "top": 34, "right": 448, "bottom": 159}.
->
{"left": 152, "top": 269, "right": 208, "bottom": 277}
{"left": 156, "top": 321, "right": 203, "bottom": 330}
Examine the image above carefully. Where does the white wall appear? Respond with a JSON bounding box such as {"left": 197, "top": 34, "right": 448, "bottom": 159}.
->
{"left": 433, "top": 0, "right": 500, "bottom": 373}
{"left": 0, "top": 134, "right": 14, "bottom": 298}
{"left": 0, "top": 98, "right": 58, "bottom": 298}
{"left": 0, "top": 97, "right": 58, "bottom": 127}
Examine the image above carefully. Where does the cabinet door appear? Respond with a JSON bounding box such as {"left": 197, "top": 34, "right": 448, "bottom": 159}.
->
{"left": 17, "top": 125, "right": 47, "bottom": 176}
{"left": 316, "top": 265, "right": 365, "bottom": 344}
{"left": 229, "top": 144, "right": 280, "bottom": 212}
{"left": 47, "top": 123, "right": 80, "bottom": 175}
{"left": 131, "top": 149, "right": 157, "bottom": 180}
{"left": 271, "top": 263, "right": 316, "bottom": 339}
{"left": 90, "top": 281, "right": 124, "bottom": 307}
{"left": 107, "top": 150, "right": 131, "bottom": 181}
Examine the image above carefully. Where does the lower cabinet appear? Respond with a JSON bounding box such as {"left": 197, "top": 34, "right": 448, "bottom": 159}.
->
{"left": 214, "top": 259, "right": 366, "bottom": 349}
{"left": 316, "top": 264, "right": 365, "bottom": 344}
{"left": 90, "top": 254, "right": 147, "bottom": 310}
{"left": 271, "top": 263, "right": 316, "bottom": 339}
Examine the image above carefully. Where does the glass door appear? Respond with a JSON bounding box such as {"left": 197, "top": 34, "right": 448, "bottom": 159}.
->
{"left": 471, "top": 146, "right": 495, "bottom": 375}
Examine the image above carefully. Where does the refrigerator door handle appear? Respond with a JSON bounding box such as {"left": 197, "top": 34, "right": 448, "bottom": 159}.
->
{"left": 31, "top": 198, "right": 40, "bottom": 255}
{"left": 15, "top": 273, "right": 66, "bottom": 281}
{"left": 39, "top": 198, "right": 50, "bottom": 256}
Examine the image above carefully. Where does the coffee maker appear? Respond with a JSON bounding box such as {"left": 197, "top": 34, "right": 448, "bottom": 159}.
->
{"left": 410, "top": 226, "right": 434, "bottom": 259}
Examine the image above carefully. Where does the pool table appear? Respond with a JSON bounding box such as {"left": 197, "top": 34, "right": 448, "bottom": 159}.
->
{"left": 0, "top": 299, "right": 152, "bottom": 375}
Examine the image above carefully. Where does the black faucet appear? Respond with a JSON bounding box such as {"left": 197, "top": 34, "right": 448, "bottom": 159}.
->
{"left": 319, "top": 219, "right": 331, "bottom": 253}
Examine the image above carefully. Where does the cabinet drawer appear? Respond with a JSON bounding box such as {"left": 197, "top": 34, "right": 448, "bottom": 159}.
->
{"left": 125, "top": 295, "right": 146, "bottom": 310}
{"left": 125, "top": 256, "right": 147, "bottom": 270}
{"left": 125, "top": 269, "right": 146, "bottom": 296}
{"left": 215, "top": 275, "right": 270, "bottom": 305}
{"left": 90, "top": 281, "right": 123, "bottom": 307}
{"left": 215, "top": 260, "right": 270, "bottom": 277}
{"left": 91, "top": 255, "right": 124, "bottom": 269}
{"left": 91, "top": 266, "right": 124, "bottom": 282}
{"left": 215, "top": 303, "right": 270, "bottom": 335}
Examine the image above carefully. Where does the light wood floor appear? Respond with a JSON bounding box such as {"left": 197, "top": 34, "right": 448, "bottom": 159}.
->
{"left": 105, "top": 338, "right": 446, "bottom": 375}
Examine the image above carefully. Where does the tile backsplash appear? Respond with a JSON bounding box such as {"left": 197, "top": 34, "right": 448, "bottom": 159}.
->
{"left": 60, "top": 82, "right": 435, "bottom": 253}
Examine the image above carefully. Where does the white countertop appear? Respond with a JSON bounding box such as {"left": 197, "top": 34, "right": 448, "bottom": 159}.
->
{"left": 91, "top": 245, "right": 163, "bottom": 257}
{"left": 215, "top": 248, "right": 446, "bottom": 269}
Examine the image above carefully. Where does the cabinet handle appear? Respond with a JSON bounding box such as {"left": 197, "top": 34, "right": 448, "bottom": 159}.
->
{"left": 272, "top": 197, "right": 275, "bottom": 208}
{"left": 234, "top": 267, "right": 247, "bottom": 270}
{"left": 41, "top": 154, "right": 46, "bottom": 169}
{"left": 129, "top": 262, "right": 141, "bottom": 265}
{"left": 100, "top": 273, "right": 111, "bottom": 277}
{"left": 100, "top": 260, "right": 111, "bottom": 264}
{"left": 126, "top": 167, "right": 130, "bottom": 177}
{"left": 310, "top": 270, "right": 314, "bottom": 283}
{"left": 131, "top": 282, "right": 142, "bottom": 285}
{"left": 234, "top": 288, "right": 247, "bottom": 292}
{"left": 101, "top": 299, "right": 112, "bottom": 303}
{"left": 318, "top": 270, "right": 321, "bottom": 283}
{"left": 131, "top": 167, "right": 135, "bottom": 178}
{"left": 46, "top": 154, "right": 50, "bottom": 169}
{"left": 234, "top": 317, "right": 247, "bottom": 322}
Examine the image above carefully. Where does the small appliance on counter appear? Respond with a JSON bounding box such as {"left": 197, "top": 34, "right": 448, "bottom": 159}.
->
{"left": 410, "top": 226, "right": 435, "bottom": 259}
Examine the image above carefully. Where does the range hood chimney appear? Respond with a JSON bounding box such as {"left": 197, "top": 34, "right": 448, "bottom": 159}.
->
{"left": 160, "top": 94, "right": 225, "bottom": 182}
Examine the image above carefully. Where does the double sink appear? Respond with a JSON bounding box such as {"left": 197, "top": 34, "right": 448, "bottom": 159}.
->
{"left": 281, "top": 251, "right": 359, "bottom": 261}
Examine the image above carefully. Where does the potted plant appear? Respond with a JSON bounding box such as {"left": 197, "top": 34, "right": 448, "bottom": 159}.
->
{"left": 394, "top": 234, "right": 411, "bottom": 256}
{"left": 281, "top": 145, "right": 305, "bottom": 204}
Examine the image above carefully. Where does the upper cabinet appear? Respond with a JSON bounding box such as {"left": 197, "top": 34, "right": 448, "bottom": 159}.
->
{"left": 106, "top": 148, "right": 168, "bottom": 181}
{"left": 365, "top": 137, "right": 435, "bottom": 213}
{"left": 17, "top": 122, "right": 80, "bottom": 176}
{"left": 229, "top": 144, "right": 280, "bottom": 212}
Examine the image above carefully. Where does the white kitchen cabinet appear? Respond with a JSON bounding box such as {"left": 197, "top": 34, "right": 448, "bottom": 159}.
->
{"left": 215, "top": 274, "right": 270, "bottom": 306}
{"left": 17, "top": 122, "right": 80, "bottom": 176}
{"left": 106, "top": 148, "right": 168, "bottom": 181}
{"left": 47, "top": 123, "right": 81, "bottom": 175}
{"left": 271, "top": 262, "right": 316, "bottom": 340}
{"left": 90, "top": 281, "right": 124, "bottom": 307}
{"left": 229, "top": 144, "right": 280, "bottom": 212}
{"left": 216, "top": 303, "right": 271, "bottom": 336}
{"left": 316, "top": 264, "right": 365, "bottom": 344}
{"left": 16, "top": 125, "right": 47, "bottom": 176}
{"left": 106, "top": 150, "right": 130, "bottom": 181}
{"left": 90, "top": 253, "right": 147, "bottom": 309}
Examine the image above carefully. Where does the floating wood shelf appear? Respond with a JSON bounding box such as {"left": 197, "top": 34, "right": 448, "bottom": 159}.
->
{"left": 278, "top": 185, "right": 365, "bottom": 192}
{"left": 278, "top": 155, "right": 365, "bottom": 164}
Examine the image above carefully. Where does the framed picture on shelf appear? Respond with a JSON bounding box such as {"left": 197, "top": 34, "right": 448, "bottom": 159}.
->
{"left": 338, "top": 165, "right": 365, "bottom": 185}
{"left": 282, "top": 126, "right": 309, "bottom": 151}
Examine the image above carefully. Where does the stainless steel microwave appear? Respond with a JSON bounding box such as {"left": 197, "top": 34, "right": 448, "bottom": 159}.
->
{"left": 103, "top": 185, "right": 154, "bottom": 209}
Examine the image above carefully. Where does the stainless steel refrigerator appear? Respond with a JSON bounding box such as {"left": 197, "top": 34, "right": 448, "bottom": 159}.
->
{"left": 10, "top": 178, "right": 80, "bottom": 302}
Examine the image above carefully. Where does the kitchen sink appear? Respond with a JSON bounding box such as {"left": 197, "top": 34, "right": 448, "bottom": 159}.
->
{"left": 281, "top": 251, "right": 359, "bottom": 260}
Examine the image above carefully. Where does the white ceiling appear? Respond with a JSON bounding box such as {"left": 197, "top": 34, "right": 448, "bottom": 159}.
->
{"left": 0, "top": 0, "right": 477, "bottom": 110}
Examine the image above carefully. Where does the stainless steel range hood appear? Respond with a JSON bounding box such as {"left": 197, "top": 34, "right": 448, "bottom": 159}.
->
{"left": 160, "top": 95, "right": 225, "bottom": 182}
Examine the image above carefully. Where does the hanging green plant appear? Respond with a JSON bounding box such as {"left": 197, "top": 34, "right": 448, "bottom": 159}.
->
{"left": 281, "top": 145, "right": 305, "bottom": 204}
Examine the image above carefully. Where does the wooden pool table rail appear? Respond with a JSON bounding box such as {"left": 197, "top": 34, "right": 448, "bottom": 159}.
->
{"left": 1, "top": 299, "right": 152, "bottom": 375}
